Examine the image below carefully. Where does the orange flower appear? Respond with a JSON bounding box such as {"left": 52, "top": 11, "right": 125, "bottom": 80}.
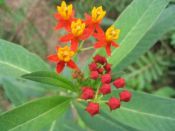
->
{"left": 54, "top": 1, "right": 75, "bottom": 31}
{"left": 85, "top": 6, "right": 106, "bottom": 35}
{"left": 47, "top": 46, "right": 78, "bottom": 73}
{"left": 59, "top": 19, "right": 90, "bottom": 51}
{"left": 94, "top": 26, "right": 120, "bottom": 56}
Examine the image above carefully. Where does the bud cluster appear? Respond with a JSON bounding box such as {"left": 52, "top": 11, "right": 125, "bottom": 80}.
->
{"left": 79, "top": 54, "right": 132, "bottom": 116}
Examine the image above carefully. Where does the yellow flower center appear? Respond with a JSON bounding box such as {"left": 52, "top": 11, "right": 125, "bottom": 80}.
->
{"left": 57, "top": 1, "right": 73, "bottom": 20}
{"left": 91, "top": 6, "right": 106, "bottom": 23}
{"left": 57, "top": 46, "right": 75, "bottom": 62}
{"left": 105, "top": 26, "right": 120, "bottom": 42}
{"left": 71, "top": 19, "right": 85, "bottom": 37}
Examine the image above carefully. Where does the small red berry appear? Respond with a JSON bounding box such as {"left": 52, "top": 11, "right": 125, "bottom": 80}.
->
{"left": 93, "top": 55, "right": 107, "bottom": 64}
{"left": 85, "top": 102, "right": 99, "bottom": 116}
{"left": 98, "top": 68, "right": 104, "bottom": 74}
{"left": 113, "top": 78, "right": 125, "bottom": 88}
{"left": 107, "top": 97, "right": 120, "bottom": 110}
{"left": 89, "top": 62, "right": 97, "bottom": 71}
{"left": 104, "top": 63, "right": 111, "bottom": 73}
{"left": 99, "top": 84, "right": 111, "bottom": 95}
{"left": 101, "top": 74, "right": 111, "bottom": 84}
{"left": 90, "top": 71, "right": 99, "bottom": 80}
{"left": 80, "top": 87, "right": 94, "bottom": 100}
{"left": 119, "top": 90, "right": 132, "bottom": 102}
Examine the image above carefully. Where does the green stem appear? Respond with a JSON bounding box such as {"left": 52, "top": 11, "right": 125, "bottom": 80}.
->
{"left": 80, "top": 46, "right": 94, "bottom": 51}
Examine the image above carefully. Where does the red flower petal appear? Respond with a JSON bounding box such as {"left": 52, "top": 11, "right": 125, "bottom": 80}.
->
{"left": 47, "top": 54, "right": 59, "bottom": 62}
{"left": 54, "top": 23, "right": 63, "bottom": 30}
{"left": 80, "top": 29, "right": 91, "bottom": 40}
{"left": 54, "top": 13, "right": 61, "bottom": 20}
{"left": 105, "top": 44, "right": 111, "bottom": 56}
{"left": 111, "top": 41, "right": 119, "bottom": 48}
{"left": 67, "top": 60, "right": 78, "bottom": 70}
{"left": 56, "top": 61, "right": 65, "bottom": 73}
{"left": 60, "top": 34, "right": 74, "bottom": 42}
{"left": 84, "top": 13, "right": 92, "bottom": 24}
{"left": 71, "top": 39, "right": 79, "bottom": 51}
{"left": 94, "top": 41, "right": 105, "bottom": 48}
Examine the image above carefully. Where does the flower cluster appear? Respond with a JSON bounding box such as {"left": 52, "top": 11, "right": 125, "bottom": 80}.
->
{"left": 47, "top": 1, "right": 132, "bottom": 117}
{"left": 48, "top": 1, "right": 120, "bottom": 73}
{"left": 80, "top": 55, "right": 132, "bottom": 116}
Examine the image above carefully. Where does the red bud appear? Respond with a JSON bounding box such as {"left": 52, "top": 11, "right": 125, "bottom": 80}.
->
{"left": 104, "top": 63, "right": 111, "bottom": 73}
{"left": 98, "top": 68, "right": 104, "bottom": 74}
{"left": 80, "top": 87, "right": 94, "bottom": 100}
{"left": 113, "top": 78, "right": 125, "bottom": 88}
{"left": 119, "top": 90, "right": 132, "bottom": 102}
{"left": 89, "top": 62, "right": 97, "bottom": 71}
{"left": 90, "top": 71, "right": 99, "bottom": 80}
{"left": 99, "top": 84, "right": 111, "bottom": 95}
{"left": 101, "top": 74, "right": 111, "bottom": 84}
{"left": 93, "top": 55, "right": 107, "bottom": 64}
{"left": 107, "top": 97, "right": 120, "bottom": 110}
{"left": 85, "top": 102, "right": 99, "bottom": 116}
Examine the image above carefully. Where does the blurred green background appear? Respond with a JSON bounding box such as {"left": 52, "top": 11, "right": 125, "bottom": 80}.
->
{"left": 0, "top": 0, "right": 175, "bottom": 112}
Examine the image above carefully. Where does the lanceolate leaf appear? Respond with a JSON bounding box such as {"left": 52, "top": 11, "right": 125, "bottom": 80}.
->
{"left": 99, "top": 0, "right": 169, "bottom": 69}
{"left": 22, "top": 71, "right": 78, "bottom": 92}
{"left": 0, "top": 39, "right": 49, "bottom": 77}
{"left": 0, "top": 96, "right": 71, "bottom": 131}
{"left": 113, "top": 5, "right": 175, "bottom": 71}
{"left": 76, "top": 90, "right": 175, "bottom": 131}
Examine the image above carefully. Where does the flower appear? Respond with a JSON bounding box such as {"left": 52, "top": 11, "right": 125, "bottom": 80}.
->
{"left": 54, "top": 1, "right": 75, "bottom": 31}
{"left": 60, "top": 19, "right": 90, "bottom": 51}
{"left": 47, "top": 46, "right": 78, "bottom": 73}
{"left": 99, "top": 84, "right": 111, "bottom": 95}
{"left": 107, "top": 97, "right": 120, "bottom": 110}
{"left": 85, "top": 6, "right": 106, "bottom": 34}
{"left": 94, "top": 25, "right": 120, "bottom": 56}
{"left": 101, "top": 74, "right": 111, "bottom": 84}
{"left": 113, "top": 78, "right": 125, "bottom": 88}
{"left": 119, "top": 90, "right": 132, "bottom": 102}
{"left": 81, "top": 87, "right": 95, "bottom": 100}
{"left": 90, "top": 71, "right": 99, "bottom": 80}
{"left": 85, "top": 102, "right": 100, "bottom": 116}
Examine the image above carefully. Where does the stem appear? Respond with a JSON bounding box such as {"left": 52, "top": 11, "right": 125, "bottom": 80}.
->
{"left": 79, "top": 40, "right": 85, "bottom": 50}
{"left": 94, "top": 83, "right": 101, "bottom": 102}
{"left": 80, "top": 46, "right": 94, "bottom": 51}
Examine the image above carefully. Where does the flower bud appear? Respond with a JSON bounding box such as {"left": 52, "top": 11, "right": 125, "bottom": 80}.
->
{"left": 90, "top": 71, "right": 99, "bottom": 80}
{"left": 99, "top": 84, "right": 111, "bottom": 95}
{"left": 93, "top": 55, "right": 107, "bottom": 64}
{"left": 80, "top": 87, "right": 94, "bottom": 100}
{"left": 104, "top": 63, "right": 111, "bottom": 73}
{"left": 107, "top": 97, "right": 120, "bottom": 110}
{"left": 113, "top": 78, "right": 125, "bottom": 88}
{"left": 101, "top": 74, "right": 111, "bottom": 84}
{"left": 85, "top": 102, "right": 99, "bottom": 116}
{"left": 119, "top": 90, "right": 132, "bottom": 102}
{"left": 89, "top": 62, "right": 98, "bottom": 71}
{"left": 98, "top": 68, "right": 104, "bottom": 74}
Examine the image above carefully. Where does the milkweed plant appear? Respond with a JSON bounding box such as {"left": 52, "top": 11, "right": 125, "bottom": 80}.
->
{"left": 47, "top": 1, "right": 132, "bottom": 116}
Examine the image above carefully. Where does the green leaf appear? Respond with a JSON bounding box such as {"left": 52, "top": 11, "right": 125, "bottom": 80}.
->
{"left": 0, "top": 39, "right": 49, "bottom": 77}
{"left": 22, "top": 71, "right": 78, "bottom": 92}
{"left": 103, "top": 0, "right": 169, "bottom": 69}
{"left": 153, "top": 87, "right": 175, "bottom": 98}
{"left": 112, "top": 5, "right": 175, "bottom": 71}
{"left": 0, "top": 96, "right": 71, "bottom": 131}
{"left": 42, "top": 107, "right": 87, "bottom": 131}
{"left": 1, "top": 77, "right": 57, "bottom": 106}
{"left": 76, "top": 90, "right": 175, "bottom": 131}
